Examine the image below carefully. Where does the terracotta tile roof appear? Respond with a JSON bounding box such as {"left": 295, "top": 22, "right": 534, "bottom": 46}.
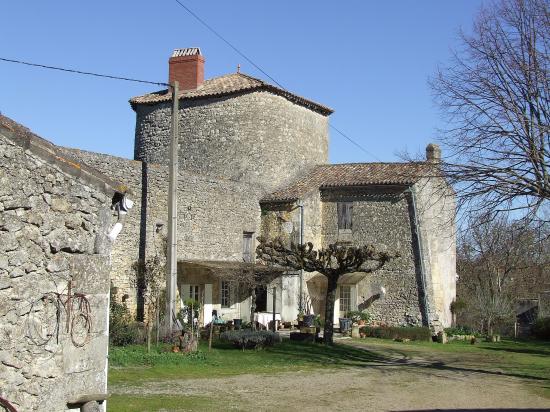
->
{"left": 261, "top": 162, "right": 435, "bottom": 202}
{"left": 129, "top": 72, "right": 333, "bottom": 115}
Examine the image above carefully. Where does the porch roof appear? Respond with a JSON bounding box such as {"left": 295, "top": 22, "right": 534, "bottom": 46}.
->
{"left": 308, "top": 272, "right": 368, "bottom": 285}
{"left": 338, "top": 272, "right": 369, "bottom": 284}
{"left": 178, "top": 259, "right": 286, "bottom": 276}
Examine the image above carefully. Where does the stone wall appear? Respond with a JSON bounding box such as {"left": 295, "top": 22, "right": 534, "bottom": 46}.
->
{"left": 59, "top": 148, "right": 265, "bottom": 317}
{"left": 133, "top": 91, "right": 329, "bottom": 191}
{"left": 319, "top": 187, "right": 424, "bottom": 326}
{"left": 413, "top": 177, "right": 456, "bottom": 328}
{"left": 0, "top": 131, "right": 117, "bottom": 411}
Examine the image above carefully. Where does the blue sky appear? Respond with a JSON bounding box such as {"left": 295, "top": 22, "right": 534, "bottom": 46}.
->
{"left": 1, "top": 1, "right": 483, "bottom": 164}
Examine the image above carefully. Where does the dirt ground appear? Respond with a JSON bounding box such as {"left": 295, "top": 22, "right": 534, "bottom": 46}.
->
{"left": 112, "top": 343, "right": 550, "bottom": 411}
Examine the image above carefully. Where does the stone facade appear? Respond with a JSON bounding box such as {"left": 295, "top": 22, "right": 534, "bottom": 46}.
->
{"left": 60, "top": 147, "right": 263, "bottom": 322}
{"left": 319, "top": 188, "right": 424, "bottom": 325}
{"left": 259, "top": 178, "right": 456, "bottom": 329}
{"left": 0, "top": 117, "right": 128, "bottom": 411}
{"left": 134, "top": 90, "right": 329, "bottom": 190}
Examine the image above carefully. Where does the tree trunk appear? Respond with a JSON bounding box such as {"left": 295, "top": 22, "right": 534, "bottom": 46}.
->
{"left": 323, "top": 274, "right": 339, "bottom": 345}
{"left": 250, "top": 287, "right": 257, "bottom": 331}
{"left": 147, "top": 322, "right": 152, "bottom": 353}
{"left": 208, "top": 319, "right": 214, "bottom": 351}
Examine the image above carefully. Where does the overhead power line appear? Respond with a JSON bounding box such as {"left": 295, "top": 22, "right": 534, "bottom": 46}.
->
{"left": 173, "top": 0, "right": 285, "bottom": 90}
{"left": 0, "top": 57, "right": 169, "bottom": 87}
{"left": 172, "top": 0, "right": 382, "bottom": 161}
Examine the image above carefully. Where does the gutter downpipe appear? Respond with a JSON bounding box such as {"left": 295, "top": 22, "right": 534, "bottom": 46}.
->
{"left": 297, "top": 199, "right": 305, "bottom": 312}
{"left": 407, "top": 186, "right": 431, "bottom": 328}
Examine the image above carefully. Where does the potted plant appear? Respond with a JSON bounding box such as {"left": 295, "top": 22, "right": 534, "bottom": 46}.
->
{"left": 303, "top": 313, "right": 315, "bottom": 327}
{"left": 314, "top": 315, "right": 324, "bottom": 335}
{"left": 347, "top": 310, "right": 370, "bottom": 326}
{"left": 339, "top": 317, "right": 352, "bottom": 333}
{"left": 297, "top": 311, "right": 304, "bottom": 328}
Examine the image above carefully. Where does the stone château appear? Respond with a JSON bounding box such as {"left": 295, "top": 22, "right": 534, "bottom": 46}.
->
{"left": 61, "top": 47, "right": 456, "bottom": 330}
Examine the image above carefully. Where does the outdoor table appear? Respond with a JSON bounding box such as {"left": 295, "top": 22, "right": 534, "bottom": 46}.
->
{"left": 254, "top": 312, "right": 281, "bottom": 331}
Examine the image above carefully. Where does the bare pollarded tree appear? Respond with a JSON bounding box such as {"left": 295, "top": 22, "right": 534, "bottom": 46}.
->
{"left": 431, "top": 0, "right": 549, "bottom": 220}
{"left": 256, "top": 237, "right": 397, "bottom": 345}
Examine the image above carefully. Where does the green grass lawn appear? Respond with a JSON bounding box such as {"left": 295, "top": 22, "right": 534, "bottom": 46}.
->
{"left": 107, "top": 337, "right": 550, "bottom": 411}
{"left": 108, "top": 340, "right": 381, "bottom": 386}
{"left": 351, "top": 337, "right": 550, "bottom": 399}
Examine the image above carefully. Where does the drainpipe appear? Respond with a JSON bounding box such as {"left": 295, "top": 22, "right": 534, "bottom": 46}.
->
{"left": 296, "top": 199, "right": 305, "bottom": 311}
{"left": 406, "top": 186, "right": 431, "bottom": 327}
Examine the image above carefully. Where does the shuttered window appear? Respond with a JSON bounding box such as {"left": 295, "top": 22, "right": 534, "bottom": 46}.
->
{"left": 337, "top": 202, "right": 353, "bottom": 230}
{"left": 243, "top": 232, "right": 254, "bottom": 262}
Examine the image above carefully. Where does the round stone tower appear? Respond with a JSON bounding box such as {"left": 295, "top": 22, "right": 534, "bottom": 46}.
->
{"left": 131, "top": 48, "right": 332, "bottom": 191}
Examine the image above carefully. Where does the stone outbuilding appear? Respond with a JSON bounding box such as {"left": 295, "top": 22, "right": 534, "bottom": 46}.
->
{"left": 0, "top": 115, "right": 131, "bottom": 411}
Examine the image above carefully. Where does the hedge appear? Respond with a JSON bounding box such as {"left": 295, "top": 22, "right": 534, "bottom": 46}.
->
{"left": 533, "top": 317, "right": 550, "bottom": 340}
{"left": 360, "top": 326, "right": 432, "bottom": 341}
{"left": 220, "top": 329, "right": 282, "bottom": 350}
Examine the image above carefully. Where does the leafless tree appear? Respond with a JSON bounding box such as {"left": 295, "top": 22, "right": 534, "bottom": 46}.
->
{"left": 132, "top": 235, "right": 166, "bottom": 352}
{"left": 457, "top": 213, "right": 549, "bottom": 334}
{"left": 256, "top": 237, "right": 397, "bottom": 345}
{"left": 431, "top": 0, "right": 549, "bottom": 221}
{"left": 221, "top": 262, "right": 281, "bottom": 331}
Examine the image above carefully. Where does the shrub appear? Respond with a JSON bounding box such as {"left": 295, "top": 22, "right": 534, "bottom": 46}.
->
{"left": 444, "top": 326, "right": 475, "bottom": 336}
{"left": 346, "top": 310, "right": 370, "bottom": 323}
{"left": 220, "top": 329, "right": 281, "bottom": 350}
{"left": 109, "top": 291, "right": 142, "bottom": 346}
{"left": 533, "top": 317, "right": 550, "bottom": 340}
{"left": 360, "top": 326, "right": 431, "bottom": 341}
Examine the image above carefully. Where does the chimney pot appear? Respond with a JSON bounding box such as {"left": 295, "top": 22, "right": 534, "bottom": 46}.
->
{"left": 426, "top": 143, "right": 441, "bottom": 163}
{"left": 168, "top": 47, "right": 204, "bottom": 90}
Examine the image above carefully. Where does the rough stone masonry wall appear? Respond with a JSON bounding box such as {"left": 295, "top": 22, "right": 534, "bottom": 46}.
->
{"left": 413, "top": 177, "right": 456, "bottom": 328}
{"left": 134, "top": 91, "right": 329, "bottom": 192}
{"left": 0, "top": 135, "right": 114, "bottom": 411}
{"left": 59, "top": 148, "right": 264, "bottom": 315}
{"left": 320, "top": 188, "right": 424, "bottom": 326}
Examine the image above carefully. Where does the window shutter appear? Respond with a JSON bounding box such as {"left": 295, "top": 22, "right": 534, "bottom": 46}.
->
{"left": 334, "top": 286, "right": 340, "bottom": 325}
{"left": 346, "top": 203, "right": 353, "bottom": 230}
{"left": 243, "top": 232, "right": 254, "bottom": 262}
{"left": 204, "top": 284, "right": 212, "bottom": 325}
{"left": 351, "top": 285, "right": 358, "bottom": 311}
{"left": 337, "top": 203, "right": 345, "bottom": 229}
{"left": 337, "top": 202, "right": 353, "bottom": 230}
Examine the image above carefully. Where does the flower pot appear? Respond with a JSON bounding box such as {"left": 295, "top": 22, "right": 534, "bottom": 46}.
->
{"left": 233, "top": 319, "right": 242, "bottom": 329}
{"left": 339, "top": 318, "right": 352, "bottom": 333}
{"left": 303, "top": 314, "right": 315, "bottom": 327}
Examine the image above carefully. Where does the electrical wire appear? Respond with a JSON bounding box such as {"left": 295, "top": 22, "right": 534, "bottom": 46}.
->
{"left": 1, "top": 42, "right": 381, "bottom": 160}
{"left": 0, "top": 57, "right": 169, "bottom": 87}
{"left": 172, "top": 0, "right": 382, "bottom": 161}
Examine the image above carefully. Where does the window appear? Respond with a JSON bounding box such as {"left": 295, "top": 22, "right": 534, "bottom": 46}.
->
{"left": 243, "top": 232, "right": 254, "bottom": 263}
{"left": 221, "top": 281, "right": 231, "bottom": 308}
{"left": 337, "top": 202, "right": 353, "bottom": 230}
{"left": 339, "top": 285, "right": 351, "bottom": 313}
{"left": 189, "top": 285, "right": 200, "bottom": 302}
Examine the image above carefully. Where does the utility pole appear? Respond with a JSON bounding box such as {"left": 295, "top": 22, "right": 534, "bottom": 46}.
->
{"left": 166, "top": 81, "right": 179, "bottom": 335}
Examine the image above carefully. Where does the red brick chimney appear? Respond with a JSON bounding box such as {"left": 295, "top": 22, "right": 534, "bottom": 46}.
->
{"left": 168, "top": 48, "right": 204, "bottom": 90}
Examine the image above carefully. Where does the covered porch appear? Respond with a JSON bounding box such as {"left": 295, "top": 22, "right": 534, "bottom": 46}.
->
{"left": 304, "top": 272, "right": 385, "bottom": 325}
{"left": 177, "top": 259, "right": 284, "bottom": 327}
